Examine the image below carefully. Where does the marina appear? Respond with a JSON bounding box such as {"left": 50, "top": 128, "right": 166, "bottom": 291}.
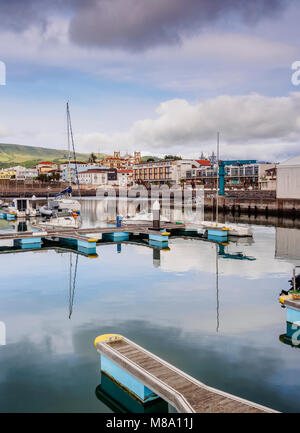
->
{"left": 0, "top": 197, "right": 299, "bottom": 413}
{"left": 1, "top": 0, "right": 300, "bottom": 418}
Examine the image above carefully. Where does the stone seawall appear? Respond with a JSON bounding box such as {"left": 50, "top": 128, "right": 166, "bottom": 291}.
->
{"left": 205, "top": 196, "right": 300, "bottom": 218}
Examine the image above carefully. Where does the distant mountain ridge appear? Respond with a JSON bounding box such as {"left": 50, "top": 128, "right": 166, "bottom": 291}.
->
{"left": 0, "top": 142, "right": 90, "bottom": 166}
{"left": 0, "top": 142, "right": 160, "bottom": 168}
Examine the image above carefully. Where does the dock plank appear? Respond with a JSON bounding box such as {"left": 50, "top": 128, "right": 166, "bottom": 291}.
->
{"left": 95, "top": 337, "right": 276, "bottom": 413}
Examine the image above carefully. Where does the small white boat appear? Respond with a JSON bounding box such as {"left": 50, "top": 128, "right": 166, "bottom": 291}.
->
{"left": 38, "top": 215, "right": 81, "bottom": 229}
{"left": 57, "top": 198, "right": 81, "bottom": 212}
{"left": 40, "top": 193, "right": 80, "bottom": 218}
{"left": 199, "top": 221, "right": 253, "bottom": 237}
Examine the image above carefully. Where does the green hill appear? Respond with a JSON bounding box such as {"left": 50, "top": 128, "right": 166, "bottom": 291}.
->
{"left": 0, "top": 143, "right": 104, "bottom": 168}
{"left": 0, "top": 143, "right": 162, "bottom": 168}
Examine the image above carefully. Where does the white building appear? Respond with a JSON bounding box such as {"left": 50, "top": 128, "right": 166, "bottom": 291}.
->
{"left": 16, "top": 166, "right": 38, "bottom": 180}
{"left": 60, "top": 162, "right": 102, "bottom": 183}
{"left": 117, "top": 169, "right": 133, "bottom": 187}
{"left": 78, "top": 168, "right": 118, "bottom": 185}
{"left": 276, "top": 155, "right": 300, "bottom": 199}
{"left": 0, "top": 165, "right": 38, "bottom": 180}
{"left": 78, "top": 169, "right": 108, "bottom": 185}
{"left": 258, "top": 164, "right": 277, "bottom": 190}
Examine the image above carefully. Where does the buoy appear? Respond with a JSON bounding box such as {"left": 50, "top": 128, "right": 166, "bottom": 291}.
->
{"left": 94, "top": 334, "right": 123, "bottom": 346}
{"left": 279, "top": 293, "right": 300, "bottom": 304}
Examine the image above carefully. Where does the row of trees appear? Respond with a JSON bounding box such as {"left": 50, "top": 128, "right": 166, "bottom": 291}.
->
{"left": 36, "top": 172, "right": 61, "bottom": 182}
{"left": 146, "top": 155, "right": 182, "bottom": 162}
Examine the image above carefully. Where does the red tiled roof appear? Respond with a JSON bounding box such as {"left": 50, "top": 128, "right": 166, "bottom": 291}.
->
{"left": 195, "top": 160, "right": 211, "bottom": 166}
{"left": 38, "top": 161, "right": 56, "bottom": 165}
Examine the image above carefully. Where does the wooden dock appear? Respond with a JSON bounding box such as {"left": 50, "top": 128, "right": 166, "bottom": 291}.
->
{"left": 95, "top": 335, "right": 277, "bottom": 413}
{"left": 0, "top": 222, "right": 182, "bottom": 241}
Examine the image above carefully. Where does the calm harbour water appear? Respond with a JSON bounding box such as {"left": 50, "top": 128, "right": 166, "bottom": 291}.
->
{"left": 0, "top": 197, "right": 300, "bottom": 412}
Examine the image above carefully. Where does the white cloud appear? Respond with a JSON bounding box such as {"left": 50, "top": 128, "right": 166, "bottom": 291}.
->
{"left": 75, "top": 93, "right": 300, "bottom": 160}
{"left": 0, "top": 13, "right": 299, "bottom": 160}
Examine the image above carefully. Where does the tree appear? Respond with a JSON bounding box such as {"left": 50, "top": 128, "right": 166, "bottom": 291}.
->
{"left": 88, "top": 152, "right": 97, "bottom": 163}
{"left": 37, "top": 173, "right": 48, "bottom": 182}
{"left": 49, "top": 172, "right": 61, "bottom": 182}
{"left": 164, "top": 155, "right": 182, "bottom": 160}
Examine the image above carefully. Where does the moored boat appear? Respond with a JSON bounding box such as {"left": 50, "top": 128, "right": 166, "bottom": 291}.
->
{"left": 39, "top": 103, "right": 81, "bottom": 221}
{"left": 199, "top": 221, "right": 253, "bottom": 237}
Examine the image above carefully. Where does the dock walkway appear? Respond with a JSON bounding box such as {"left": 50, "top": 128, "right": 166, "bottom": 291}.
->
{"left": 95, "top": 335, "right": 277, "bottom": 413}
{"left": 0, "top": 222, "right": 181, "bottom": 241}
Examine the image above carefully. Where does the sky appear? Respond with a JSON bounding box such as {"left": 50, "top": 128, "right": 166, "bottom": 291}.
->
{"left": 0, "top": 0, "right": 300, "bottom": 161}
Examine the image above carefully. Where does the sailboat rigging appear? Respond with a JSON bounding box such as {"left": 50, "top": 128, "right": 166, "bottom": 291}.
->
{"left": 39, "top": 103, "right": 81, "bottom": 224}
{"left": 216, "top": 132, "right": 220, "bottom": 225}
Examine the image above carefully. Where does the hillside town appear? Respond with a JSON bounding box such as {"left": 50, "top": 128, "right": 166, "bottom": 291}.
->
{"left": 0, "top": 150, "right": 281, "bottom": 191}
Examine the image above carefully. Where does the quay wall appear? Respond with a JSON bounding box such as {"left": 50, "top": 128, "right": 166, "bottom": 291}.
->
{"left": 1, "top": 180, "right": 299, "bottom": 217}
{"left": 205, "top": 195, "right": 300, "bottom": 218}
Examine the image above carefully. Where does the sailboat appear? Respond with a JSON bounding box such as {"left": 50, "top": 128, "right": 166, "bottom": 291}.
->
{"left": 40, "top": 103, "right": 81, "bottom": 221}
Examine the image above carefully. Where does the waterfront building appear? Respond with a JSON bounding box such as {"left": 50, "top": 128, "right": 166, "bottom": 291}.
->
{"left": 36, "top": 161, "right": 58, "bottom": 174}
{"left": 185, "top": 160, "right": 276, "bottom": 188}
{"left": 60, "top": 162, "right": 103, "bottom": 183}
{"left": 78, "top": 168, "right": 117, "bottom": 185}
{"left": 258, "top": 164, "right": 277, "bottom": 190}
{"left": 185, "top": 160, "right": 212, "bottom": 183}
{"left": 0, "top": 167, "right": 17, "bottom": 179}
{"left": 0, "top": 165, "right": 38, "bottom": 180}
{"left": 133, "top": 159, "right": 193, "bottom": 185}
{"left": 117, "top": 169, "right": 133, "bottom": 187}
{"left": 277, "top": 155, "right": 300, "bottom": 200}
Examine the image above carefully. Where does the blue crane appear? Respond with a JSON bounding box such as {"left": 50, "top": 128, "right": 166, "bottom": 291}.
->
{"left": 218, "top": 160, "right": 257, "bottom": 195}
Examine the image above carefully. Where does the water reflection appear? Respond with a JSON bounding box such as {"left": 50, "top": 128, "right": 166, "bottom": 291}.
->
{"left": 279, "top": 321, "right": 300, "bottom": 349}
{"left": 1, "top": 204, "right": 300, "bottom": 412}
{"left": 68, "top": 253, "right": 79, "bottom": 319}
{"left": 276, "top": 227, "right": 300, "bottom": 263}
{"left": 78, "top": 197, "right": 203, "bottom": 227}
{"left": 95, "top": 373, "right": 169, "bottom": 413}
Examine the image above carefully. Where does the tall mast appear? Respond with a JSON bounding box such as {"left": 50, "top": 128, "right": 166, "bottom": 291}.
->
{"left": 216, "top": 132, "right": 220, "bottom": 225}
{"left": 67, "top": 102, "right": 71, "bottom": 189}
{"left": 67, "top": 102, "right": 81, "bottom": 197}
{"left": 216, "top": 243, "right": 220, "bottom": 332}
